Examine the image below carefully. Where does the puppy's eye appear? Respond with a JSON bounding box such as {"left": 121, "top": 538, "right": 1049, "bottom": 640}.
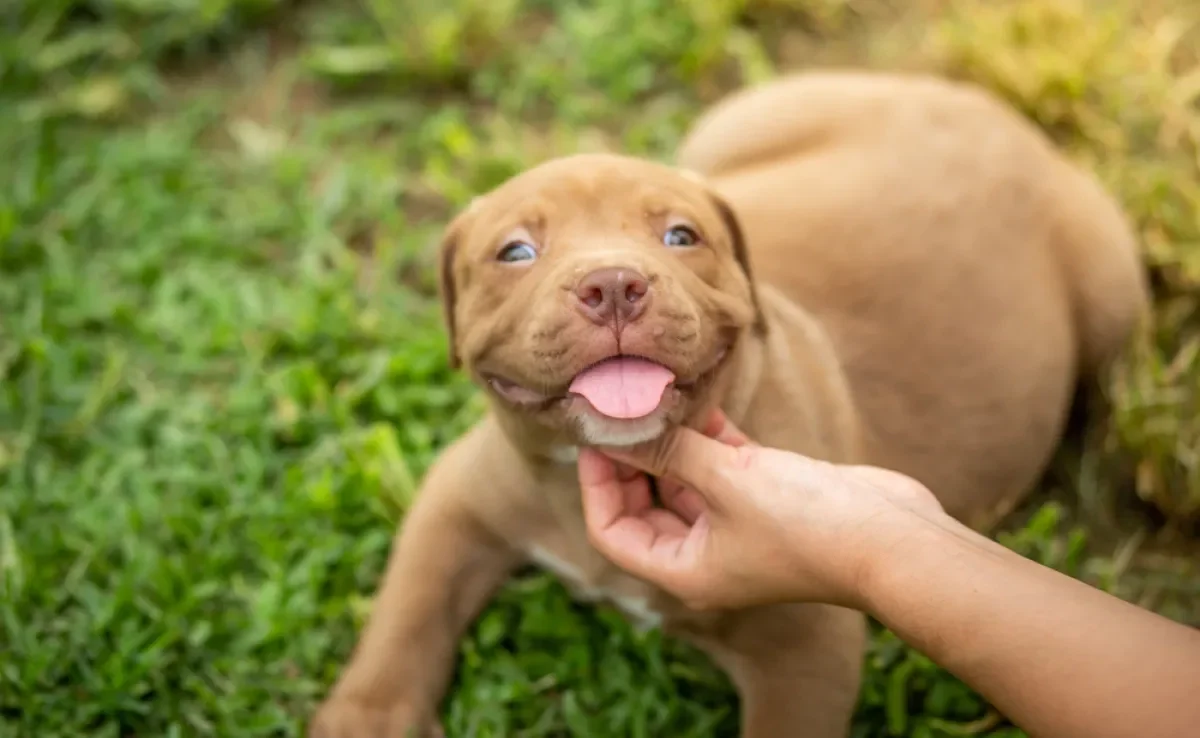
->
{"left": 663, "top": 225, "right": 701, "bottom": 247}
{"left": 497, "top": 242, "right": 538, "bottom": 263}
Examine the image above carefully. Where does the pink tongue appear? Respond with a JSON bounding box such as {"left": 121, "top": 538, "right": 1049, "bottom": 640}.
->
{"left": 568, "top": 358, "right": 676, "bottom": 419}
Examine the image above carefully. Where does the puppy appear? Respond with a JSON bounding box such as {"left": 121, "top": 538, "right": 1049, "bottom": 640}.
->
{"left": 310, "top": 71, "right": 1150, "bottom": 737}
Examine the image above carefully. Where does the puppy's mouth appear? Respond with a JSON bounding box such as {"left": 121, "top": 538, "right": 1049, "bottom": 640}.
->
{"left": 485, "top": 346, "right": 730, "bottom": 420}
{"left": 566, "top": 355, "right": 677, "bottom": 419}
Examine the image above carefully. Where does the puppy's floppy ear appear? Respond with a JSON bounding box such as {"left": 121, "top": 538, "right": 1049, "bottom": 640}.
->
{"left": 437, "top": 230, "right": 462, "bottom": 370}
{"left": 437, "top": 202, "right": 478, "bottom": 370}
{"left": 707, "top": 191, "right": 768, "bottom": 336}
{"left": 680, "top": 168, "right": 767, "bottom": 334}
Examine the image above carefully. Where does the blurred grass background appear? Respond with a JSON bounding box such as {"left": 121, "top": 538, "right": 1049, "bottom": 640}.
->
{"left": 0, "top": 0, "right": 1197, "bottom": 736}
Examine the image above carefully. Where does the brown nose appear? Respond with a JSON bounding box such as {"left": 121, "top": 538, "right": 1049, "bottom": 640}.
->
{"left": 574, "top": 267, "right": 650, "bottom": 326}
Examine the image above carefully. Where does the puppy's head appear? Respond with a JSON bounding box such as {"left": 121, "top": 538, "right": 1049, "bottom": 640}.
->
{"left": 438, "top": 153, "right": 764, "bottom": 448}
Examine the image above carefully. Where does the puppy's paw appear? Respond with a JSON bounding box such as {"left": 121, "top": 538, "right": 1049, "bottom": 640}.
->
{"left": 308, "top": 699, "right": 444, "bottom": 738}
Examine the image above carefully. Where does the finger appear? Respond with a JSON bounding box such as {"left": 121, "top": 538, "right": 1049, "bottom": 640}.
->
{"left": 658, "top": 479, "right": 706, "bottom": 524}
{"left": 642, "top": 507, "right": 692, "bottom": 538}
{"left": 580, "top": 449, "right": 655, "bottom": 512}
{"left": 619, "top": 463, "right": 654, "bottom": 515}
{"left": 579, "top": 450, "right": 697, "bottom": 573}
{"left": 577, "top": 447, "right": 628, "bottom": 532}
{"left": 614, "top": 460, "right": 641, "bottom": 482}
{"left": 602, "top": 425, "right": 746, "bottom": 490}
{"left": 578, "top": 448, "right": 668, "bottom": 529}
{"left": 580, "top": 488, "right": 689, "bottom": 582}
{"left": 701, "top": 409, "right": 754, "bottom": 448}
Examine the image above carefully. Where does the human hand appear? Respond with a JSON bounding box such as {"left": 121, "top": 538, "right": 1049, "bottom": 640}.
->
{"left": 577, "top": 410, "right": 948, "bottom": 611}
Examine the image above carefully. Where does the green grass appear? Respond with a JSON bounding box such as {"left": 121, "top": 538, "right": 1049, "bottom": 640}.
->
{"left": 1, "top": 0, "right": 1197, "bottom": 736}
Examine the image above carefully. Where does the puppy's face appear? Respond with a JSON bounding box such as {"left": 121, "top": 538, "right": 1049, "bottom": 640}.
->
{"left": 439, "top": 153, "right": 763, "bottom": 447}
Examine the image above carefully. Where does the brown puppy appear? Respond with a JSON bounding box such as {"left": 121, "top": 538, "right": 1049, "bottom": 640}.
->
{"left": 310, "top": 70, "right": 1150, "bottom": 737}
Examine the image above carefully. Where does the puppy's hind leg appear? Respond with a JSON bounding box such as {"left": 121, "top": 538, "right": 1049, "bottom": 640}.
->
{"left": 689, "top": 603, "right": 867, "bottom": 738}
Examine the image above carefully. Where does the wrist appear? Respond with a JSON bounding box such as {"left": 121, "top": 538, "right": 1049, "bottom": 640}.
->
{"left": 852, "top": 511, "right": 974, "bottom": 616}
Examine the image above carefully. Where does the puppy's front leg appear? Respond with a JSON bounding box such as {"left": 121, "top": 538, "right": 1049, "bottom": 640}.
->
{"left": 311, "top": 432, "right": 519, "bottom": 738}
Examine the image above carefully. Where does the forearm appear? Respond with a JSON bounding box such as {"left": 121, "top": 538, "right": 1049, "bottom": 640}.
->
{"left": 861, "top": 516, "right": 1200, "bottom": 738}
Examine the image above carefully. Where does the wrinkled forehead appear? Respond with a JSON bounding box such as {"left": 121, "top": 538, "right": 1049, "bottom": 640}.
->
{"left": 461, "top": 159, "right": 714, "bottom": 248}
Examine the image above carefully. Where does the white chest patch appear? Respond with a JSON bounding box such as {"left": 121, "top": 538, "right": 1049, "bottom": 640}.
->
{"left": 525, "top": 544, "right": 663, "bottom": 631}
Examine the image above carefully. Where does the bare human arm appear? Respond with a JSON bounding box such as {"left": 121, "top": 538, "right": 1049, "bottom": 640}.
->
{"left": 861, "top": 506, "right": 1200, "bottom": 738}
{"left": 578, "top": 411, "right": 1200, "bottom": 738}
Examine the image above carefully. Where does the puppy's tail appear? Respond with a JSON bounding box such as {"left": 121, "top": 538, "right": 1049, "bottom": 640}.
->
{"left": 675, "top": 72, "right": 882, "bottom": 177}
{"left": 675, "top": 71, "right": 986, "bottom": 178}
{"left": 1049, "top": 160, "right": 1153, "bottom": 376}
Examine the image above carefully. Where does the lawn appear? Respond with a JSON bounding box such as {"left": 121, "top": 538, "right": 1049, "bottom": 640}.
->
{"left": 1, "top": 0, "right": 1197, "bottom": 736}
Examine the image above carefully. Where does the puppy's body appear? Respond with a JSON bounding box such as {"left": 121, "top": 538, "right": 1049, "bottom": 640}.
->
{"left": 311, "top": 71, "right": 1149, "bottom": 737}
{"left": 684, "top": 72, "right": 1147, "bottom": 528}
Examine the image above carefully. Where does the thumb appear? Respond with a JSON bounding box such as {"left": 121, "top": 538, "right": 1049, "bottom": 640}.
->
{"left": 602, "top": 424, "right": 750, "bottom": 492}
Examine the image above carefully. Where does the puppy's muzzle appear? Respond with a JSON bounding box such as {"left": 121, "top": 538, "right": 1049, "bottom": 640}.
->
{"left": 573, "top": 267, "right": 651, "bottom": 329}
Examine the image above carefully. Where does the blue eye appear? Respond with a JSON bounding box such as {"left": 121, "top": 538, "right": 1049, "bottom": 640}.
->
{"left": 497, "top": 241, "right": 538, "bottom": 263}
{"left": 663, "top": 225, "right": 701, "bottom": 247}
